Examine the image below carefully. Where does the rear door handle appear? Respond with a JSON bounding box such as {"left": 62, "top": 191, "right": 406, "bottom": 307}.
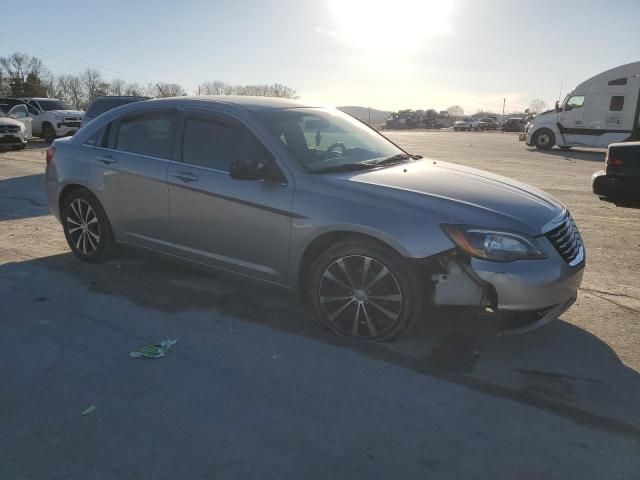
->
{"left": 96, "top": 154, "right": 116, "bottom": 165}
{"left": 172, "top": 172, "right": 199, "bottom": 182}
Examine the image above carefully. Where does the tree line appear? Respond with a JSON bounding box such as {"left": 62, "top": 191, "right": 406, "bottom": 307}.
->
{"left": 0, "top": 52, "right": 298, "bottom": 109}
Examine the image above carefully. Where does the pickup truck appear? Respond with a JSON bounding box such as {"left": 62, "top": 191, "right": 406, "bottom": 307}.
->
{"left": 592, "top": 141, "right": 640, "bottom": 203}
{"left": 8, "top": 98, "right": 83, "bottom": 143}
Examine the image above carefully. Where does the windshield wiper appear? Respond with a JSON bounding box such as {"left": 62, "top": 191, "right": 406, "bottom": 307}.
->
{"left": 375, "top": 153, "right": 422, "bottom": 166}
{"left": 312, "top": 161, "right": 380, "bottom": 174}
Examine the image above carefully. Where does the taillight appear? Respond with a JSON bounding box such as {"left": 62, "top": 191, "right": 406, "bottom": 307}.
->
{"left": 605, "top": 153, "right": 623, "bottom": 167}
{"left": 46, "top": 147, "right": 55, "bottom": 167}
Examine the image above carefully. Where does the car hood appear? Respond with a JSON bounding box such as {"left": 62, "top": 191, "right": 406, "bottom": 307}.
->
{"left": 50, "top": 110, "right": 84, "bottom": 117}
{"left": 328, "top": 159, "right": 564, "bottom": 236}
{"left": 0, "top": 117, "right": 23, "bottom": 127}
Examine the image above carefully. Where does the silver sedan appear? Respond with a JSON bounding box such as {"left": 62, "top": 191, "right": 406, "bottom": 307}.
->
{"left": 45, "top": 97, "right": 585, "bottom": 340}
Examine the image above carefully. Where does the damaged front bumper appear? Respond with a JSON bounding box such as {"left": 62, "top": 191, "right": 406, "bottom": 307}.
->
{"left": 432, "top": 238, "right": 585, "bottom": 334}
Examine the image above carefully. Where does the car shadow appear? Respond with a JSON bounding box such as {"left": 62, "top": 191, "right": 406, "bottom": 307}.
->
{"left": 0, "top": 173, "right": 48, "bottom": 221}
{"left": 528, "top": 147, "right": 605, "bottom": 163}
{"left": 3, "top": 247, "right": 640, "bottom": 437}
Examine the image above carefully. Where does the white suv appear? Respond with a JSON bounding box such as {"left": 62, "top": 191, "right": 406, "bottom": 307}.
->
{"left": 453, "top": 117, "right": 479, "bottom": 131}
{"left": 8, "top": 98, "right": 84, "bottom": 143}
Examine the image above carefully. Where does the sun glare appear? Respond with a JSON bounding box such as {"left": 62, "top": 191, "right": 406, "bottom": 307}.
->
{"left": 328, "top": 0, "right": 453, "bottom": 52}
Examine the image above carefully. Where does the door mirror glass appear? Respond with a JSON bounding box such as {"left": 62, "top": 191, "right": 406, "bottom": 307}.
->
{"left": 230, "top": 159, "right": 271, "bottom": 181}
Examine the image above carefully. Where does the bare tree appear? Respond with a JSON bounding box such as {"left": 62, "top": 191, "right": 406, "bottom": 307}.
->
{"left": 0, "top": 52, "right": 50, "bottom": 96}
{"left": 447, "top": 105, "right": 464, "bottom": 118}
{"left": 197, "top": 81, "right": 297, "bottom": 98}
{"left": 529, "top": 99, "right": 547, "bottom": 114}
{"left": 109, "top": 78, "right": 125, "bottom": 96}
{"left": 198, "top": 80, "right": 228, "bottom": 95}
{"left": 81, "top": 69, "right": 109, "bottom": 102}
{"left": 151, "top": 82, "right": 186, "bottom": 97}
{"left": 124, "top": 82, "right": 145, "bottom": 96}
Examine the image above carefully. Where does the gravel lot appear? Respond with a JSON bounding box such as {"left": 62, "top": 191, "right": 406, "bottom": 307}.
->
{"left": 1, "top": 132, "right": 639, "bottom": 479}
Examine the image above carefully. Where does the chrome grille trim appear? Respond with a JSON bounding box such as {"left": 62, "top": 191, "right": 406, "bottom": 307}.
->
{"left": 545, "top": 215, "right": 585, "bottom": 267}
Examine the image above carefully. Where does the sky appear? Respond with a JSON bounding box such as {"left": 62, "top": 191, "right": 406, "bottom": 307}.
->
{"left": 2, "top": 0, "right": 639, "bottom": 114}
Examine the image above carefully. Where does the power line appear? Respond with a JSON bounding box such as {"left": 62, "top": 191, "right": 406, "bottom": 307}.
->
{"left": 0, "top": 32, "right": 155, "bottom": 84}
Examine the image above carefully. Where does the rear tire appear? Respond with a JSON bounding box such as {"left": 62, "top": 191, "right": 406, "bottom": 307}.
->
{"left": 533, "top": 129, "right": 555, "bottom": 150}
{"left": 62, "top": 189, "right": 114, "bottom": 263}
{"left": 307, "top": 239, "right": 424, "bottom": 342}
{"left": 42, "top": 124, "right": 56, "bottom": 144}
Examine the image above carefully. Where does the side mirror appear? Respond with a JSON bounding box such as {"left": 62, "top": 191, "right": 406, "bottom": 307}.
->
{"left": 230, "top": 159, "right": 279, "bottom": 182}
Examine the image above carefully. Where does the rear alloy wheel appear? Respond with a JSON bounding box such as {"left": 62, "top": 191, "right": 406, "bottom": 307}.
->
{"left": 308, "top": 241, "right": 423, "bottom": 341}
{"left": 42, "top": 124, "right": 56, "bottom": 144}
{"left": 62, "top": 190, "right": 114, "bottom": 262}
{"left": 533, "top": 129, "right": 555, "bottom": 150}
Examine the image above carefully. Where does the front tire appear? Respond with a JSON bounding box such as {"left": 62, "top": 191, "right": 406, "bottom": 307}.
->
{"left": 308, "top": 240, "right": 424, "bottom": 341}
{"left": 533, "top": 129, "right": 555, "bottom": 150}
{"left": 42, "top": 124, "right": 56, "bottom": 144}
{"left": 62, "top": 189, "right": 114, "bottom": 263}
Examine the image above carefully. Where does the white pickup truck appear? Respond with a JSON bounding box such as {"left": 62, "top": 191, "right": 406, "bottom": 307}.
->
{"left": 8, "top": 98, "right": 84, "bottom": 143}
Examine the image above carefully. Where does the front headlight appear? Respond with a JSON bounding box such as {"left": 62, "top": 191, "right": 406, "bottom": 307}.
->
{"left": 18, "top": 124, "right": 26, "bottom": 131}
{"left": 441, "top": 224, "right": 547, "bottom": 262}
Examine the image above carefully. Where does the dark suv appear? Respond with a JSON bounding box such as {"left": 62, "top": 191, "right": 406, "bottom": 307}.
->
{"left": 502, "top": 118, "right": 526, "bottom": 132}
{"left": 82, "top": 96, "right": 150, "bottom": 127}
{"left": 0, "top": 97, "right": 26, "bottom": 114}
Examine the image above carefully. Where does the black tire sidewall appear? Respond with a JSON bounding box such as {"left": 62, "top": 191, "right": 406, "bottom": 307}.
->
{"left": 42, "top": 124, "right": 56, "bottom": 144}
{"left": 307, "top": 240, "right": 423, "bottom": 341}
{"left": 62, "top": 189, "right": 113, "bottom": 263}
{"left": 534, "top": 129, "right": 555, "bottom": 150}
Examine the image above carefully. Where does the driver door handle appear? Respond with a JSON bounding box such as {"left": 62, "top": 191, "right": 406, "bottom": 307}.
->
{"left": 172, "top": 172, "right": 199, "bottom": 182}
{"left": 96, "top": 154, "right": 116, "bottom": 165}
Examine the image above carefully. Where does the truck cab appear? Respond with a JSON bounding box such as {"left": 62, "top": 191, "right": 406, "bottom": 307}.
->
{"left": 524, "top": 61, "right": 640, "bottom": 150}
{"left": 8, "top": 98, "right": 84, "bottom": 143}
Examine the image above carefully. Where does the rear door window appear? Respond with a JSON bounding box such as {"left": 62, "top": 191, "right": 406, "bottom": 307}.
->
{"left": 113, "top": 110, "right": 175, "bottom": 159}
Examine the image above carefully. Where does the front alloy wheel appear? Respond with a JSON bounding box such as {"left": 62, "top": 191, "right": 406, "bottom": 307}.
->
{"left": 309, "top": 241, "right": 423, "bottom": 341}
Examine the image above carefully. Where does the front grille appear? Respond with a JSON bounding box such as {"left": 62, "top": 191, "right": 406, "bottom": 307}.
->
{"left": 62, "top": 121, "right": 81, "bottom": 128}
{"left": 0, "top": 125, "right": 19, "bottom": 134}
{"left": 545, "top": 215, "right": 584, "bottom": 266}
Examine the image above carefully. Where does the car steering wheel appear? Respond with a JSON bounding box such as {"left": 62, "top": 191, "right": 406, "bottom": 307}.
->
{"left": 325, "top": 142, "right": 346, "bottom": 158}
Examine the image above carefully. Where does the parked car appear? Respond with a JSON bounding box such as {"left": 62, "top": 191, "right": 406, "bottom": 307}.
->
{"left": 45, "top": 97, "right": 585, "bottom": 340}
{"left": 478, "top": 118, "right": 498, "bottom": 130}
{"left": 0, "top": 110, "right": 29, "bottom": 149}
{"left": 524, "top": 61, "right": 640, "bottom": 150}
{"left": 8, "top": 98, "right": 84, "bottom": 143}
{"left": 82, "top": 96, "right": 151, "bottom": 127}
{"left": 592, "top": 141, "right": 640, "bottom": 203}
{"left": 0, "top": 97, "right": 27, "bottom": 114}
{"left": 453, "top": 117, "right": 479, "bottom": 131}
{"left": 502, "top": 118, "right": 526, "bottom": 132}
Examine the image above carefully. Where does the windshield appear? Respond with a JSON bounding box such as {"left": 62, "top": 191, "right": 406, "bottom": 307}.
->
{"left": 38, "top": 99, "right": 74, "bottom": 111}
{"left": 254, "top": 108, "right": 406, "bottom": 173}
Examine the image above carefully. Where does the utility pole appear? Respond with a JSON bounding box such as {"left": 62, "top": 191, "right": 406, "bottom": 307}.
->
{"left": 502, "top": 98, "right": 506, "bottom": 120}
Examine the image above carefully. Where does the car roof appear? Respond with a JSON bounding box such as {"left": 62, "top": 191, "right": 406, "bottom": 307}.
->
{"left": 142, "top": 95, "right": 315, "bottom": 112}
